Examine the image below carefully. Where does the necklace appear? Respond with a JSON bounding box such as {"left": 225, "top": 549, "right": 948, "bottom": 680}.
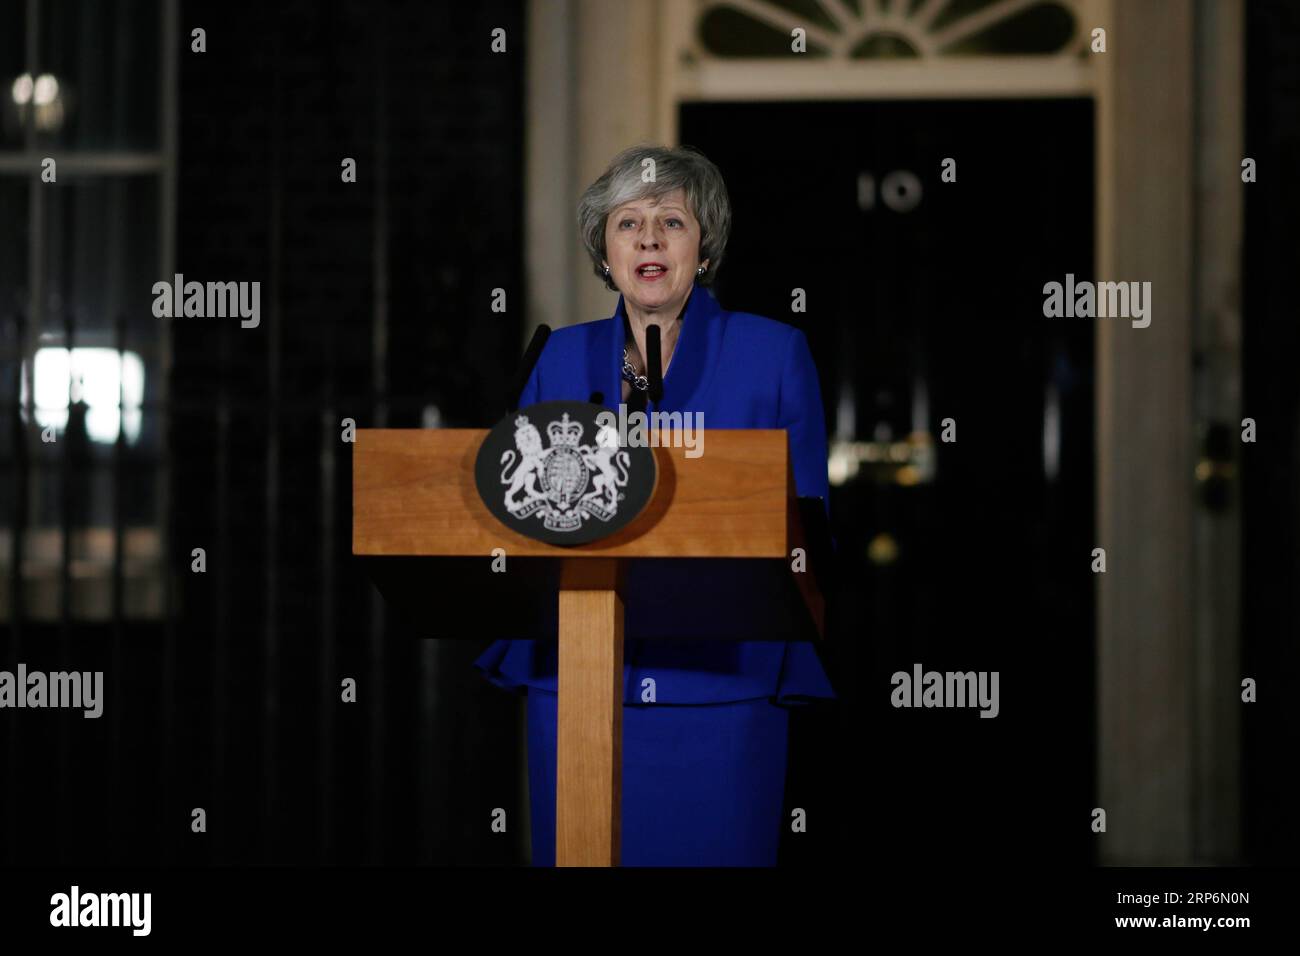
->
{"left": 621, "top": 316, "right": 686, "bottom": 395}
{"left": 622, "top": 302, "right": 687, "bottom": 393}
{"left": 622, "top": 348, "right": 649, "bottom": 392}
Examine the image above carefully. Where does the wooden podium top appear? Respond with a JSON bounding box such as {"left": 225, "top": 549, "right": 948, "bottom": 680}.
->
{"left": 353, "top": 428, "right": 795, "bottom": 559}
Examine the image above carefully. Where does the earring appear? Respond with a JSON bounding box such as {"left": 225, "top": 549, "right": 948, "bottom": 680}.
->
{"left": 603, "top": 265, "right": 610, "bottom": 276}
{"left": 697, "top": 265, "right": 706, "bottom": 276}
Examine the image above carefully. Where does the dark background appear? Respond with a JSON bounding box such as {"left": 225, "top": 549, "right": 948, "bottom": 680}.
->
{"left": 1242, "top": 0, "right": 1300, "bottom": 866}
{"left": 0, "top": 0, "right": 1296, "bottom": 869}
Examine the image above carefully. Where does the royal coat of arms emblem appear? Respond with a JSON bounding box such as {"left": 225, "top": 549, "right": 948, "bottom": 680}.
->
{"left": 475, "top": 401, "right": 657, "bottom": 545}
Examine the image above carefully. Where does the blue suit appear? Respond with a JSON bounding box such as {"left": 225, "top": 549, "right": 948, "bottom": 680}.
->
{"left": 475, "top": 284, "right": 836, "bottom": 865}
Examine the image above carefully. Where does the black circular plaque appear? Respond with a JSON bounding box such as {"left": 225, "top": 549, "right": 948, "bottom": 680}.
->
{"left": 474, "top": 401, "right": 658, "bottom": 546}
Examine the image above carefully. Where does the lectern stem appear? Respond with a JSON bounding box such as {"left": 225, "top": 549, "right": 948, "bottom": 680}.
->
{"left": 555, "top": 558, "right": 625, "bottom": 867}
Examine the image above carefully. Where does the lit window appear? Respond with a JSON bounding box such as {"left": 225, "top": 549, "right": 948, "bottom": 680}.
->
{"left": 22, "top": 347, "right": 146, "bottom": 444}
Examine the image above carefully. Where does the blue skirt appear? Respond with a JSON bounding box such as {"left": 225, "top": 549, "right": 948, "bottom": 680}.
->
{"left": 476, "top": 637, "right": 835, "bottom": 866}
{"left": 525, "top": 689, "right": 790, "bottom": 866}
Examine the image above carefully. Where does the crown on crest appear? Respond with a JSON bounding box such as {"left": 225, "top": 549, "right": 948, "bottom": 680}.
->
{"left": 547, "top": 413, "right": 583, "bottom": 447}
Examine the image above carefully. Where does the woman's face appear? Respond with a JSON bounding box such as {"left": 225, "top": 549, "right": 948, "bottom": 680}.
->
{"left": 603, "top": 188, "right": 707, "bottom": 317}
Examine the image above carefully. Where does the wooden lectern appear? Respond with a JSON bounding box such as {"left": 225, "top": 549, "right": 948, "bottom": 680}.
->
{"left": 352, "top": 427, "right": 828, "bottom": 866}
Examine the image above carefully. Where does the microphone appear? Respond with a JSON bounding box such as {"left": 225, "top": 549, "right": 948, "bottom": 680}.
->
{"left": 508, "top": 324, "right": 550, "bottom": 413}
{"left": 645, "top": 324, "right": 663, "bottom": 403}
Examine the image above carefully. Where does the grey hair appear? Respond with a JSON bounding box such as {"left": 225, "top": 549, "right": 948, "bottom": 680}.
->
{"left": 578, "top": 143, "right": 732, "bottom": 291}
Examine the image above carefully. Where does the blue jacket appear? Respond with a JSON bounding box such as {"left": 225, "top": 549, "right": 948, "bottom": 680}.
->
{"left": 474, "top": 284, "right": 836, "bottom": 705}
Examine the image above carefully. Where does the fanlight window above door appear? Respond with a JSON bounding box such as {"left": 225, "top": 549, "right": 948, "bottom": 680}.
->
{"left": 698, "top": 0, "right": 1087, "bottom": 59}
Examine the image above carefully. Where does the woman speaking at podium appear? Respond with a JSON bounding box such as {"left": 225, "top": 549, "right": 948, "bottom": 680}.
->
{"left": 475, "top": 144, "right": 836, "bottom": 866}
